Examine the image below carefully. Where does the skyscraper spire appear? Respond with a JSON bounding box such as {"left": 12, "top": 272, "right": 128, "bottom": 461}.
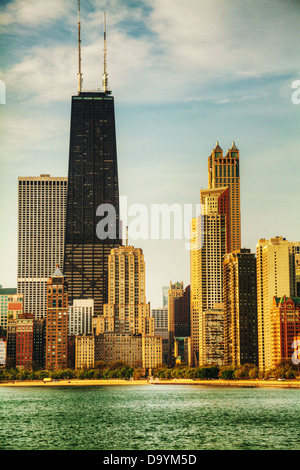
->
{"left": 77, "top": 0, "right": 83, "bottom": 94}
{"left": 102, "top": 12, "right": 109, "bottom": 93}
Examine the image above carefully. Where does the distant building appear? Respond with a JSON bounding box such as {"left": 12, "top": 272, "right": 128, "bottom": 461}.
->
{"left": 0, "top": 287, "right": 17, "bottom": 334}
{"left": 0, "top": 338, "right": 7, "bottom": 366}
{"left": 98, "top": 332, "right": 143, "bottom": 369}
{"left": 75, "top": 335, "right": 101, "bottom": 370}
{"left": 98, "top": 245, "right": 154, "bottom": 336}
{"left": 191, "top": 185, "right": 230, "bottom": 366}
{"left": 45, "top": 265, "right": 68, "bottom": 370}
{"left": 256, "top": 236, "right": 300, "bottom": 370}
{"left": 18, "top": 175, "right": 67, "bottom": 319}
{"left": 201, "top": 304, "right": 225, "bottom": 367}
{"left": 208, "top": 141, "right": 241, "bottom": 253}
{"left": 142, "top": 335, "right": 163, "bottom": 372}
{"left": 7, "top": 294, "right": 23, "bottom": 320}
{"left": 223, "top": 249, "right": 258, "bottom": 366}
{"left": 7, "top": 313, "right": 45, "bottom": 369}
{"left": 174, "top": 285, "right": 190, "bottom": 338}
{"left": 162, "top": 286, "right": 169, "bottom": 308}
{"left": 151, "top": 308, "right": 168, "bottom": 339}
{"left": 68, "top": 299, "right": 94, "bottom": 336}
{"left": 270, "top": 296, "right": 300, "bottom": 369}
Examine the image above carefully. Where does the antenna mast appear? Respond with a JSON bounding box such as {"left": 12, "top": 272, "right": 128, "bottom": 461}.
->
{"left": 102, "top": 12, "right": 109, "bottom": 93}
{"left": 77, "top": 0, "right": 83, "bottom": 94}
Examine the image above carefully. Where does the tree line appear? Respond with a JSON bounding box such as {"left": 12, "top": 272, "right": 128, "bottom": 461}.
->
{"left": 0, "top": 360, "right": 298, "bottom": 382}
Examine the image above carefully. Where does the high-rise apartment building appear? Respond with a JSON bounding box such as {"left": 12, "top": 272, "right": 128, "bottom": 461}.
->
{"left": 208, "top": 141, "right": 241, "bottom": 252}
{"left": 45, "top": 265, "right": 68, "bottom": 369}
{"left": 190, "top": 184, "right": 230, "bottom": 366}
{"left": 64, "top": 12, "right": 120, "bottom": 316}
{"left": 256, "top": 236, "right": 300, "bottom": 370}
{"left": 223, "top": 249, "right": 258, "bottom": 366}
{"left": 18, "top": 175, "right": 67, "bottom": 319}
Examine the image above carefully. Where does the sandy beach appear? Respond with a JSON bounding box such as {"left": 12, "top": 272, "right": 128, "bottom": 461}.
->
{"left": 1, "top": 378, "right": 300, "bottom": 388}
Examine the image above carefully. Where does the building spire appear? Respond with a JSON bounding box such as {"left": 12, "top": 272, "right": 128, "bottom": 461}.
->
{"left": 102, "top": 12, "right": 109, "bottom": 93}
{"left": 77, "top": 0, "right": 83, "bottom": 94}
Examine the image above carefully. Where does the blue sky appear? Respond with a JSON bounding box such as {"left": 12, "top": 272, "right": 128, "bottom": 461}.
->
{"left": 0, "top": 0, "right": 300, "bottom": 308}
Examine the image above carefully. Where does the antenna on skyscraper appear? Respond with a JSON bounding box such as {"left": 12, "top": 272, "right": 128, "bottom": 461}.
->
{"left": 77, "top": 0, "right": 83, "bottom": 94}
{"left": 102, "top": 12, "right": 109, "bottom": 93}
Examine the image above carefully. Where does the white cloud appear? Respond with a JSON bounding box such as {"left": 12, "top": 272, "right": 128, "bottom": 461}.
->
{"left": 0, "top": 0, "right": 73, "bottom": 27}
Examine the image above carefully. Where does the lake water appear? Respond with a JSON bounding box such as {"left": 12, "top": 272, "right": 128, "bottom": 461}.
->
{"left": 0, "top": 384, "right": 299, "bottom": 450}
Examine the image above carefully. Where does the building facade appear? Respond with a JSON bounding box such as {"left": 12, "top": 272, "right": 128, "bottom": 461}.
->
{"left": 7, "top": 313, "right": 45, "bottom": 369}
{"left": 45, "top": 266, "right": 68, "bottom": 369}
{"left": 0, "top": 287, "right": 17, "bottom": 334}
{"left": 64, "top": 90, "right": 121, "bottom": 316}
{"left": 270, "top": 296, "right": 300, "bottom": 369}
{"left": 17, "top": 175, "right": 67, "bottom": 319}
{"left": 201, "top": 304, "right": 225, "bottom": 366}
{"left": 68, "top": 299, "right": 94, "bottom": 336}
{"left": 223, "top": 249, "right": 258, "bottom": 367}
{"left": 97, "top": 245, "right": 154, "bottom": 336}
{"left": 256, "top": 236, "right": 300, "bottom": 370}
{"left": 208, "top": 141, "right": 241, "bottom": 253}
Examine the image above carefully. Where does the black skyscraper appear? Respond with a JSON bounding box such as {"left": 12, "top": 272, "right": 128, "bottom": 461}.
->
{"left": 64, "top": 8, "right": 121, "bottom": 314}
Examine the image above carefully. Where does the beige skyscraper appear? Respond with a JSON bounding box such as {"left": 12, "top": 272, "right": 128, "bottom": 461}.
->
{"left": 208, "top": 141, "right": 240, "bottom": 253}
{"left": 94, "top": 244, "right": 162, "bottom": 371}
{"left": 18, "top": 175, "right": 67, "bottom": 319}
{"left": 256, "top": 236, "right": 300, "bottom": 371}
{"left": 190, "top": 186, "right": 230, "bottom": 366}
{"left": 98, "top": 245, "right": 154, "bottom": 336}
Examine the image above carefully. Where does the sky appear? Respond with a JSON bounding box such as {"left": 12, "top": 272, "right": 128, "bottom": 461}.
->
{"left": 0, "top": 0, "right": 299, "bottom": 309}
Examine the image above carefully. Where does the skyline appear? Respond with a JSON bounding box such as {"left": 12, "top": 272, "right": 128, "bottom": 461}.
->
{"left": 0, "top": 0, "right": 300, "bottom": 309}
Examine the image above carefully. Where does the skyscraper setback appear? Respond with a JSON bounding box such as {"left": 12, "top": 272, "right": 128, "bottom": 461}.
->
{"left": 64, "top": 9, "right": 121, "bottom": 315}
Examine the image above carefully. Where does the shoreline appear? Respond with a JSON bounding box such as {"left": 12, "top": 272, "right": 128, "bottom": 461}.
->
{"left": 1, "top": 378, "right": 300, "bottom": 388}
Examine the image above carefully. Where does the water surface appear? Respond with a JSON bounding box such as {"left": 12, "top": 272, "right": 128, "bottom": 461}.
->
{"left": 0, "top": 385, "right": 299, "bottom": 450}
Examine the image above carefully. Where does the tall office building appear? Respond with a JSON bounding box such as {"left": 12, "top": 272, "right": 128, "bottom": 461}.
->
{"left": 18, "top": 175, "right": 67, "bottom": 319}
{"left": 190, "top": 185, "right": 230, "bottom": 366}
{"left": 223, "top": 249, "right": 258, "bottom": 367}
{"left": 208, "top": 141, "right": 240, "bottom": 252}
{"left": 64, "top": 9, "right": 121, "bottom": 316}
{"left": 45, "top": 265, "right": 68, "bottom": 370}
{"left": 256, "top": 236, "right": 300, "bottom": 370}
